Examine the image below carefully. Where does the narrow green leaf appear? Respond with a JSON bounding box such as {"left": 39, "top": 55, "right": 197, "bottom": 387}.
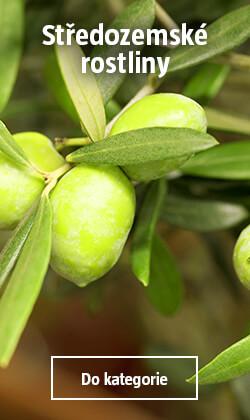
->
{"left": 162, "top": 5, "right": 250, "bottom": 75}
{"left": 0, "top": 193, "right": 52, "bottom": 367}
{"left": 67, "top": 127, "right": 218, "bottom": 165}
{"left": 44, "top": 55, "right": 121, "bottom": 124}
{"left": 0, "top": 201, "right": 38, "bottom": 289}
{"left": 55, "top": 34, "right": 106, "bottom": 141}
{"left": 0, "top": 120, "right": 34, "bottom": 170}
{"left": 91, "top": 0, "right": 155, "bottom": 105}
{"left": 0, "top": 0, "right": 24, "bottom": 112}
{"left": 182, "top": 141, "right": 250, "bottom": 180}
{"left": 145, "top": 234, "right": 183, "bottom": 316}
{"left": 131, "top": 178, "right": 166, "bottom": 286}
{"left": 44, "top": 54, "right": 79, "bottom": 122}
{"left": 162, "top": 194, "right": 248, "bottom": 232}
{"left": 182, "top": 63, "right": 230, "bottom": 105}
{"left": 205, "top": 107, "right": 250, "bottom": 136}
{"left": 187, "top": 335, "right": 250, "bottom": 384}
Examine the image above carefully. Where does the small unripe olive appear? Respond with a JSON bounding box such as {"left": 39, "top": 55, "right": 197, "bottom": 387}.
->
{"left": 233, "top": 225, "right": 250, "bottom": 290}
{"left": 0, "top": 132, "right": 64, "bottom": 230}
{"left": 110, "top": 93, "right": 207, "bottom": 181}
{"left": 49, "top": 164, "right": 135, "bottom": 286}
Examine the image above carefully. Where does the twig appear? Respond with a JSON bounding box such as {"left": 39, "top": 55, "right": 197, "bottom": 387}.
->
{"left": 155, "top": 2, "right": 180, "bottom": 31}
{"left": 44, "top": 163, "right": 72, "bottom": 185}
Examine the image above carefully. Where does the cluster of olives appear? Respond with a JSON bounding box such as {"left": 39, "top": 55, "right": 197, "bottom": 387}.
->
{"left": 1, "top": 93, "right": 248, "bottom": 289}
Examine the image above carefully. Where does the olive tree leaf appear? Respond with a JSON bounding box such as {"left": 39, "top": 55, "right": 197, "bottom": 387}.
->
{"left": 161, "top": 194, "right": 248, "bottom": 232}
{"left": 145, "top": 234, "right": 183, "bottom": 316}
{"left": 44, "top": 54, "right": 79, "bottom": 122}
{"left": 0, "top": 201, "right": 38, "bottom": 289}
{"left": 0, "top": 193, "right": 52, "bottom": 368}
{"left": 67, "top": 127, "right": 218, "bottom": 165}
{"left": 91, "top": 0, "right": 155, "bottom": 105}
{"left": 187, "top": 335, "right": 250, "bottom": 384}
{"left": 0, "top": 0, "right": 24, "bottom": 112}
{"left": 182, "top": 63, "right": 230, "bottom": 105}
{"left": 182, "top": 141, "right": 250, "bottom": 180}
{"left": 55, "top": 33, "right": 106, "bottom": 141}
{"left": 131, "top": 178, "right": 167, "bottom": 286}
{"left": 161, "top": 5, "right": 250, "bottom": 76}
{"left": 44, "top": 55, "right": 121, "bottom": 124}
{"left": 0, "top": 120, "right": 35, "bottom": 170}
{"left": 205, "top": 107, "right": 250, "bottom": 136}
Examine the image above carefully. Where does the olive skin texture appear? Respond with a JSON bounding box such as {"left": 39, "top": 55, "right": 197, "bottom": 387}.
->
{"left": 233, "top": 224, "right": 250, "bottom": 290}
{"left": 110, "top": 93, "right": 207, "bottom": 181}
{"left": 49, "top": 164, "right": 135, "bottom": 287}
{"left": 0, "top": 132, "right": 64, "bottom": 230}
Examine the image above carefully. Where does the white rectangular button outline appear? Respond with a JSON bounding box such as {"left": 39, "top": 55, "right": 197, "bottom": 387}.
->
{"left": 51, "top": 355, "right": 198, "bottom": 401}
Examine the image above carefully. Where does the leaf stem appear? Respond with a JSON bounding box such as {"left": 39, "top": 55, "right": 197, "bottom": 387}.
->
{"left": 55, "top": 136, "right": 91, "bottom": 151}
{"left": 30, "top": 162, "right": 47, "bottom": 176}
{"left": 43, "top": 179, "right": 57, "bottom": 196}
{"left": 44, "top": 163, "right": 72, "bottom": 185}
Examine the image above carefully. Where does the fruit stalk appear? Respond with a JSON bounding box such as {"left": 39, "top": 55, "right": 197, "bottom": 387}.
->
{"left": 44, "top": 163, "right": 72, "bottom": 185}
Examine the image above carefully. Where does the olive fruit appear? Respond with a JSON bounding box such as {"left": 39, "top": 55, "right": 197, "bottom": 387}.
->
{"left": 110, "top": 93, "right": 207, "bottom": 181}
{"left": 0, "top": 132, "right": 64, "bottom": 230}
{"left": 233, "top": 225, "right": 250, "bottom": 290}
{"left": 49, "top": 164, "right": 135, "bottom": 287}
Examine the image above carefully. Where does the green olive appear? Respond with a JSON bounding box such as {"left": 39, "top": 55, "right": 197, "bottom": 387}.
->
{"left": 49, "top": 164, "right": 135, "bottom": 286}
{"left": 233, "top": 224, "right": 250, "bottom": 290}
{"left": 110, "top": 93, "right": 207, "bottom": 181}
{"left": 0, "top": 132, "right": 64, "bottom": 230}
